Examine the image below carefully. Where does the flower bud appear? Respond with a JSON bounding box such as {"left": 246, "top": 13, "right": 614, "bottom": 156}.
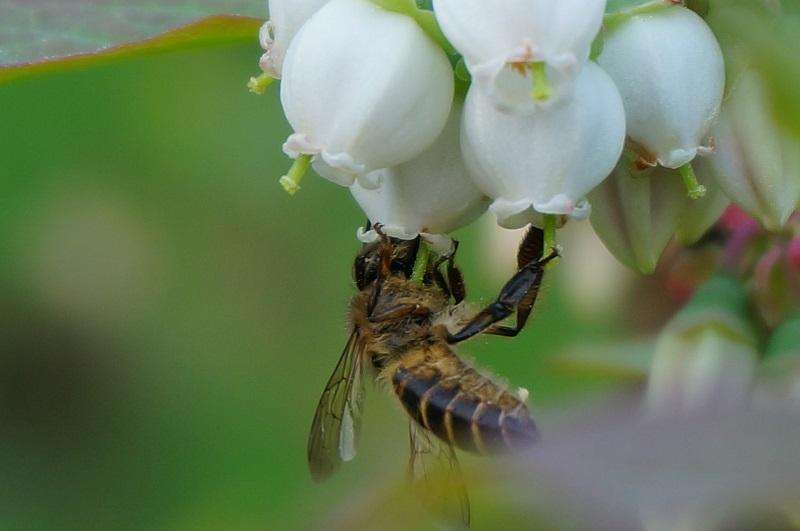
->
{"left": 753, "top": 316, "right": 800, "bottom": 409}
{"left": 280, "top": 0, "right": 454, "bottom": 189}
{"left": 260, "top": 0, "right": 331, "bottom": 78}
{"left": 351, "top": 101, "right": 489, "bottom": 251}
{"left": 589, "top": 155, "right": 728, "bottom": 274}
{"left": 646, "top": 276, "right": 758, "bottom": 416}
{"left": 461, "top": 62, "right": 625, "bottom": 229}
{"left": 589, "top": 160, "right": 685, "bottom": 275}
{"left": 433, "top": 0, "right": 606, "bottom": 112}
{"left": 706, "top": 70, "right": 800, "bottom": 232}
{"left": 597, "top": 6, "right": 725, "bottom": 169}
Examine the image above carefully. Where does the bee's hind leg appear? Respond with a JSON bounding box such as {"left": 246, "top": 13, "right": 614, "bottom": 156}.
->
{"left": 445, "top": 227, "right": 557, "bottom": 344}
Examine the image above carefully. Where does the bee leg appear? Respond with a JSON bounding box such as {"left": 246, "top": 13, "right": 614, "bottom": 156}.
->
{"left": 479, "top": 226, "right": 550, "bottom": 337}
{"left": 432, "top": 266, "right": 452, "bottom": 299}
{"left": 447, "top": 253, "right": 466, "bottom": 305}
{"left": 445, "top": 248, "right": 558, "bottom": 344}
{"left": 517, "top": 226, "right": 545, "bottom": 270}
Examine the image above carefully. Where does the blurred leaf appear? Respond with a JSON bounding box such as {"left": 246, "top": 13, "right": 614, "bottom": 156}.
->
{"left": 0, "top": 1, "right": 263, "bottom": 86}
{"left": 709, "top": 0, "right": 800, "bottom": 139}
{"left": 548, "top": 340, "right": 654, "bottom": 380}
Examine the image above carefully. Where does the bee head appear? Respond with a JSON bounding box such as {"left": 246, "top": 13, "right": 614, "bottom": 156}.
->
{"left": 354, "top": 236, "right": 421, "bottom": 290}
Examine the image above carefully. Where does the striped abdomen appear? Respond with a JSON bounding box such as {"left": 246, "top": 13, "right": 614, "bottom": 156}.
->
{"left": 391, "top": 345, "right": 539, "bottom": 454}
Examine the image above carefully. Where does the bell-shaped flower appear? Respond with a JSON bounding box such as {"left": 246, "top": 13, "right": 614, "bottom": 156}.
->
{"left": 279, "top": 0, "right": 454, "bottom": 192}
{"left": 433, "top": 0, "right": 606, "bottom": 112}
{"left": 461, "top": 62, "right": 625, "bottom": 229}
{"left": 597, "top": 5, "right": 725, "bottom": 170}
{"left": 706, "top": 70, "right": 800, "bottom": 232}
{"left": 259, "top": 0, "right": 331, "bottom": 78}
{"left": 646, "top": 276, "right": 758, "bottom": 417}
{"left": 590, "top": 154, "right": 728, "bottom": 274}
{"left": 351, "top": 101, "right": 489, "bottom": 253}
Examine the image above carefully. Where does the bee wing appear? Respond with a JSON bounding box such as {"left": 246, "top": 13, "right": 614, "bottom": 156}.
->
{"left": 307, "top": 330, "right": 366, "bottom": 483}
{"left": 408, "top": 422, "right": 471, "bottom": 529}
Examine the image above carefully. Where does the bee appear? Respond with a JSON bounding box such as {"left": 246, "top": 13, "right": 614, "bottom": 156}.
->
{"left": 307, "top": 224, "right": 558, "bottom": 527}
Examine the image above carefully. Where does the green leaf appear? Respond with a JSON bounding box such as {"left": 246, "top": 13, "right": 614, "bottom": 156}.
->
{"left": 548, "top": 340, "right": 655, "bottom": 380}
{"left": 709, "top": 0, "right": 800, "bottom": 140}
{"left": 0, "top": 1, "right": 263, "bottom": 86}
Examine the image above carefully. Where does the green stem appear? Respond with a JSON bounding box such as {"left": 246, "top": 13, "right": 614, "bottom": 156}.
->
{"left": 530, "top": 62, "right": 552, "bottom": 102}
{"left": 410, "top": 241, "right": 431, "bottom": 284}
{"left": 368, "top": 0, "right": 455, "bottom": 54}
{"left": 603, "top": 1, "right": 672, "bottom": 29}
{"left": 279, "top": 155, "right": 311, "bottom": 196}
{"left": 679, "top": 162, "right": 707, "bottom": 200}
{"left": 543, "top": 215, "right": 558, "bottom": 254}
{"left": 247, "top": 73, "right": 274, "bottom": 95}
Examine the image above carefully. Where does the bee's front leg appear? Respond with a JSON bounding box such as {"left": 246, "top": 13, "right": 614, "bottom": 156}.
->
{"left": 445, "top": 227, "right": 558, "bottom": 344}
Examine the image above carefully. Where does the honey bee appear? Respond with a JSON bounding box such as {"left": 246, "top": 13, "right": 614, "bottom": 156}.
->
{"left": 308, "top": 224, "right": 558, "bottom": 526}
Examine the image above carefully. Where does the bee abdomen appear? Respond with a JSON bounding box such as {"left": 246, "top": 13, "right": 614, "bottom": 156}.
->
{"left": 393, "top": 368, "right": 539, "bottom": 454}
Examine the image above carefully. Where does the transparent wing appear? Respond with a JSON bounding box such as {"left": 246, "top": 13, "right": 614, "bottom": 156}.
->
{"left": 307, "top": 330, "right": 366, "bottom": 483}
{"left": 408, "top": 422, "right": 471, "bottom": 529}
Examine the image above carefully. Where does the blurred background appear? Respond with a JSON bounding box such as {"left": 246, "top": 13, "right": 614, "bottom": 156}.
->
{"left": 0, "top": 37, "right": 673, "bottom": 529}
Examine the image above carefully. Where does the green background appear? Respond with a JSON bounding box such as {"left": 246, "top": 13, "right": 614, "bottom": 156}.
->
{"left": 0, "top": 41, "right": 647, "bottom": 530}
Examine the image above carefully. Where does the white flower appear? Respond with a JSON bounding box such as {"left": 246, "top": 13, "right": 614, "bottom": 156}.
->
{"left": 597, "top": 6, "right": 725, "bottom": 169}
{"left": 461, "top": 62, "right": 625, "bottom": 229}
{"left": 589, "top": 156, "right": 728, "bottom": 274}
{"left": 707, "top": 70, "right": 800, "bottom": 231}
{"left": 433, "top": 0, "right": 606, "bottom": 112}
{"left": 279, "top": 0, "right": 454, "bottom": 190}
{"left": 351, "top": 101, "right": 489, "bottom": 252}
{"left": 259, "top": 0, "right": 331, "bottom": 78}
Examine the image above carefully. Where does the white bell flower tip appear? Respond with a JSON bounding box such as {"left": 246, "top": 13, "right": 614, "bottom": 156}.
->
{"left": 259, "top": 21, "right": 273, "bottom": 51}
{"left": 489, "top": 196, "right": 590, "bottom": 230}
{"left": 433, "top": 0, "right": 604, "bottom": 111}
{"left": 257, "top": 53, "right": 276, "bottom": 78}
{"left": 283, "top": 133, "right": 380, "bottom": 188}
{"left": 472, "top": 55, "right": 578, "bottom": 113}
{"left": 356, "top": 227, "right": 455, "bottom": 255}
{"left": 258, "top": 21, "right": 282, "bottom": 78}
{"left": 660, "top": 148, "right": 700, "bottom": 170}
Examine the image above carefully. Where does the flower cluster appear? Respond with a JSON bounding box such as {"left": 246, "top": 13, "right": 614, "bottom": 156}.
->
{"left": 253, "top": 0, "right": 797, "bottom": 263}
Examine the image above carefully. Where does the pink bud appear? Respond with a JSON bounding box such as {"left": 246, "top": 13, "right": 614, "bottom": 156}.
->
{"left": 788, "top": 237, "right": 800, "bottom": 271}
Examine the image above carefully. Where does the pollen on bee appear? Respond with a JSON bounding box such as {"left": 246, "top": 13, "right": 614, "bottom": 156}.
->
{"left": 517, "top": 387, "right": 530, "bottom": 402}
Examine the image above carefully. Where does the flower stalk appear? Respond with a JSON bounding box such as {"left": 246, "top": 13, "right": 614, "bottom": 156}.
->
{"left": 279, "top": 155, "right": 312, "bottom": 196}
{"left": 679, "top": 162, "right": 707, "bottom": 199}
{"left": 603, "top": 0, "right": 674, "bottom": 29}
{"left": 411, "top": 241, "right": 431, "bottom": 284}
